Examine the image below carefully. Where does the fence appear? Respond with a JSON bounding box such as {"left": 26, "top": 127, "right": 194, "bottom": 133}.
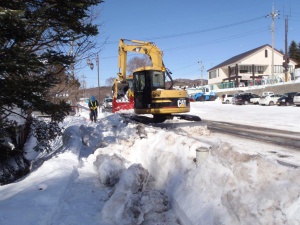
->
{"left": 212, "top": 77, "right": 287, "bottom": 91}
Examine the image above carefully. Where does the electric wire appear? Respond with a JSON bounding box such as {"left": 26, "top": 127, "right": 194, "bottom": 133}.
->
{"left": 163, "top": 27, "right": 269, "bottom": 52}
{"left": 101, "top": 26, "right": 269, "bottom": 60}
{"left": 104, "top": 15, "right": 266, "bottom": 45}
{"left": 143, "top": 16, "right": 266, "bottom": 41}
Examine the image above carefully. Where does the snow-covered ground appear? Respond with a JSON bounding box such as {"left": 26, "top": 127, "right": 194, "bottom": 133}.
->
{"left": 0, "top": 100, "right": 300, "bottom": 225}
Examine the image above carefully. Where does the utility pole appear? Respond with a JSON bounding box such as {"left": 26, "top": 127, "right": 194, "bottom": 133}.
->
{"left": 96, "top": 53, "right": 100, "bottom": 102}
{"left": 87, "top": 52, "right": 100, "bottom": 102}
{"left": 283, "top": 17, "right": 289, "bottom": 82}
{"left": 81, "top": 74, "right": 86, "bottom": 98}
{"left": 267, "top": 4, "right": 279, "bottom": 82}
{"left": 198, "top": 61, "right": 204, "bottom": 87}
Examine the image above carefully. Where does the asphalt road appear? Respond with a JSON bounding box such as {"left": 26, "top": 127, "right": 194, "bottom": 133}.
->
{"left": 204, "top": 120, "right": 300, "bottom": 150}
{"left": 123, "top": 115, "right": 300, "bottom": 150}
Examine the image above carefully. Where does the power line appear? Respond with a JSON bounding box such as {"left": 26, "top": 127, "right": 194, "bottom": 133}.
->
{"left": 163, "top": 27, "right": 269, "bottom": 52}
{"left": 175, "top": 63, "right": 198, "bottom": 71}
{"left": 289, "top": 17, "right": 300, "bottom": 21}
{"left": 101, "top": 27, "right": 269, "bottom": 61}
{"left": 104, "top": 15, "right": 266, "bottom": 45}
{"left": 144, "top": 16, "right": 266, "bottom": 41}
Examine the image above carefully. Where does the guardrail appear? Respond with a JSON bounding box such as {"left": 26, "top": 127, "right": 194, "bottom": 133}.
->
{"left": 211, "top": 79, "right": 300, "bottom": 93}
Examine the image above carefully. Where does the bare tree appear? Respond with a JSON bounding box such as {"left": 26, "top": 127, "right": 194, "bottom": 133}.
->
{"left": 127, "top": 55, "right": 152, "bottom": 74}
{"left": 106, "top": 77, "right": 115, "bottom": 86}
{"left": 46, "top": 65, "right": 81, "bottom": 105}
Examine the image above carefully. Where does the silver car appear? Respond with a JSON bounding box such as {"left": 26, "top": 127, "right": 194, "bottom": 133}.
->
{"left": 293, "top": 92, "right": 300, "bottom": 106}
{"left": 103, "top": 98, "right": 113, "bottom": 108}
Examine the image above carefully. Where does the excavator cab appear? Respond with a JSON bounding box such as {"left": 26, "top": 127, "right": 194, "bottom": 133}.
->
{"left": 133, "top": 68, "right": 191, "bottom": 122}
{"left": 133, "top": 69, "right": 164, "bottom": 109}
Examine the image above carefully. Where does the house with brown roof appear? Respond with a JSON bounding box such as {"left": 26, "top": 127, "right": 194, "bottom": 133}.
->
{"left": 207, "top": 44, "right": 297, "bottom": 90}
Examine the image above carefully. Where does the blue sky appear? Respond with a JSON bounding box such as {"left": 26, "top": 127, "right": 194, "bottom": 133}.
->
{"left": 79, "top": 0, "right": 300, "bottom": 88}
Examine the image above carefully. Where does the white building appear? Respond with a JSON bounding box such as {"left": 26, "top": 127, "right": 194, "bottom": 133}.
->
{"left": 207, "top": 44, "right": 298, "bottom": 90}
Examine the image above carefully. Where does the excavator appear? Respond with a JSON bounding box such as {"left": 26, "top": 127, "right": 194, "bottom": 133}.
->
{"left": 112, "top": 39, "right": 200, "bottom": 123}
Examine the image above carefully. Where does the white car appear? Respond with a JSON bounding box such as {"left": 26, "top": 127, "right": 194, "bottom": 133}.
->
{"left": 222, "top": 94, "right": 234, "bottom": 104}
{"left": 249, "top": 94, "right": 260, "bottom": 104}
{"left": 293, "top": 92, "right": 300, "bottom": 106}
{"left": 259, "top": 94, "right": 282, "bottom": 106}
{"left": 262, "top": 92, "right": 274, "bottom": 97}
{"left": 103, "top": 98, "right": 113, "bottom": 108}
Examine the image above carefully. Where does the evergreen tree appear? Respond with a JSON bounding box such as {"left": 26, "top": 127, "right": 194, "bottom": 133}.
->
{"left": 289, "top": 40, "right": 300, "bottom": 66}
{"left": 0, "top": 0, "right": 103, "bottom": 156}
{"left": 297, "top": 42, "right": 300, "bottom": 68}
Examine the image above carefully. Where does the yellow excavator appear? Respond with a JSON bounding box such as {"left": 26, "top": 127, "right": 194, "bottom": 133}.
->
{"left": 112, "top": 39, "right": 200, "bottom": 123}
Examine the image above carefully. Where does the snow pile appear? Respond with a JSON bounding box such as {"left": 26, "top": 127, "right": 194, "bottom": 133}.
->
{"left": 1, "top": 103, "right": 300, "bottom": 225}
{"left": 174, "top": 142, "right": 300, "bottom": 224}
{"left": 86, "top": 115, "right": 300, "bottom": 224}
{"left": 97, "top": 161, "right": 180, "bottom": 225}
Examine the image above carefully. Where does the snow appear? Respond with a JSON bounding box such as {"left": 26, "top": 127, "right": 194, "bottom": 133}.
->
{"left": 1, "top": 100, "right": 300, "bottom": 225}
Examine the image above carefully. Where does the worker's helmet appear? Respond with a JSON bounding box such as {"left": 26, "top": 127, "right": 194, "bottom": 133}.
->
{"left": 91, "top": 96, "right": 96, "bottom": 101}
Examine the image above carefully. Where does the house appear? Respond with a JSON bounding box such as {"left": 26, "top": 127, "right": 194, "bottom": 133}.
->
{"left": 207, "top": 44, "right": 298, "bottom": 90}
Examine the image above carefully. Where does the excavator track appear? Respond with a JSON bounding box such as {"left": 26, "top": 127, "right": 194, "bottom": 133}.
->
{"left": 172, "top": 114, "right": 201, "bottom": 121}
{"left": 120, "top": 113, "right": 201, "bottom": 126}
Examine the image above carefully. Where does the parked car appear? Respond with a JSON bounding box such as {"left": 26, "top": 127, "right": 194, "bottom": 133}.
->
{"left": 276, "top": 92, "right": 298, "bottom": 106}
{"left": 222, "top": 94, "right": 234, "bottom": 104}
{"left": 234, "top": 93, "right": 259, "bottom": 105}
{"left": 232, "top": 93, "right": 241, "bottom": 105}
{"left": 103, "top": 97, "right": 113, "bottom": 108}
{"left": 249, "top": 94, "right": 260, "bottom": 104}
{"left": 259, "top": 94, "right": 282, "bottom": 106}
{"left": 293, "top": 92, "right": 300, "bottom": 106}
{"left": 262, "top": 92, "right": 274, "bottom": 97}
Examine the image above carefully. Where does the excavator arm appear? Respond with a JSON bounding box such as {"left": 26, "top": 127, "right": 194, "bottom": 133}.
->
{"left": 118, "top": 39, "right": 166, "bottom": 82}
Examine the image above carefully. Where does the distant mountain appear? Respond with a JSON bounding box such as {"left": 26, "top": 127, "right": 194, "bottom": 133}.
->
{"left": 170, "top": 79, "right": 208, "bottom": 88}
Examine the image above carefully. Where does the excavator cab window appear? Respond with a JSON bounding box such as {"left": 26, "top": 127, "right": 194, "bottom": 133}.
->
{"left": 152, "top": 71, "right": 165, "bottom": 89}
{"left": 135, "top": 73, "right": 146, "bottom": 91}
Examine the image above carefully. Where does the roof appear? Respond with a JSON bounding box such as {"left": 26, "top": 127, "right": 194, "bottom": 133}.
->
{"left": 207, "top": 44, "right": 281, "bottom": 72}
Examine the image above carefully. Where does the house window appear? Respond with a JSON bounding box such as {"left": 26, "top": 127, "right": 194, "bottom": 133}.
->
{"left": 239, "top": 65, "right": 252, "bottom": 73}
{"left": 265, "top": 50, "right": 268, "bottom": 58}
{"left": 237, "top": 65, "right": 264, "bottom": 74}
{"left": 255, "top": 66, "right": 264, "bottom": 74}
{"left": 209, "top": 70, "right": 217, "bottom": 79}
{"left": 274, "top": 65, "right": 284, "bottom": 73}
{"left": 229, "top": 66, "right": 236, "bottom": 76}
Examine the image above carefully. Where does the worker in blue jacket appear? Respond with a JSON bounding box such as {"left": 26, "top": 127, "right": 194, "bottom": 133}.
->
{"left": 88, "top": 96, "right": 99, "bottom": 122}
